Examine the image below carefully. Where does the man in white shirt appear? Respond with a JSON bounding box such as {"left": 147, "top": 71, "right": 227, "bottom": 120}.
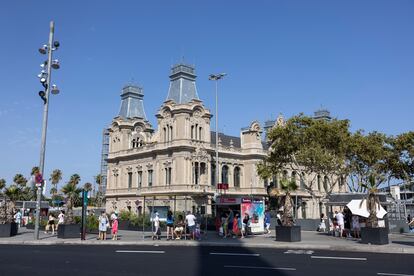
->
{"left": 14, "top": 210, "right": 22, "bottom": 228}
{"left": 185, "top": 211, "right": 197, "bottom": 240}
{"left": 335, "top": 210, "right": 345, "bottom": 237}
{"left": 152, "top": 212, "right": 160, "bottom": 240}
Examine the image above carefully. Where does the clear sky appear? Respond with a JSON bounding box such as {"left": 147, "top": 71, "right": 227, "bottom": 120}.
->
{"left": 0, "top": 0, "right": 413, "bottom": 190}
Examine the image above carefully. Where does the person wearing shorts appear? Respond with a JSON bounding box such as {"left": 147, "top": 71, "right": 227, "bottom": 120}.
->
{"left": 185, "top": 211, "right": 197, "bottom": 240}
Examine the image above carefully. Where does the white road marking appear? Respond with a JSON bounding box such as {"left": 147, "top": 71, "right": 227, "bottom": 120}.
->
{"left": 284, "top": 249, "right": 314, "bottom": 255}
{"left": 377, "top": 273, "right": 414, "bottom": 276}
{"left": 210, "top": 252, "right": 260, "bottom": 256}
{"left": 224, "top": 265, "right": 296, "bottom": 271}
{"left": 311, "top": 256, "right": 367, "bottom": 261}
{"left": 116, "top": 250, "right": 165, "bottom": 254}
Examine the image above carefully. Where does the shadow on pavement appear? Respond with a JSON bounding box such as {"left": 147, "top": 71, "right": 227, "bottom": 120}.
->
{"left": 196, "top": 232, "right": 290, "bottom": 276}
{"left": 391, "top": 241, "right": 414, "bottom": 246}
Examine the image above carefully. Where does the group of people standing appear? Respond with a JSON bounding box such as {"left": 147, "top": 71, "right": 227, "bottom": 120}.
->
{"left": 98, "top": 210, "right": 119, "bottom": 240}
{"left": 318, "top": 208, "right": 361, "bottom": 239}
{"left": 216, "top": 208, "right": 253, "bottom": 238}
{"left": 152, "top": 210, "right": 198, "bottom": 240}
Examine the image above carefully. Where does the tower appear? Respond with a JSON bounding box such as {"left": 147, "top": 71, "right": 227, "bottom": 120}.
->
{"left": 166, "top": 63, "right": 199, "bottom": 104}
{"left": 119, "top": 85, "right": 147, "bottom": 120}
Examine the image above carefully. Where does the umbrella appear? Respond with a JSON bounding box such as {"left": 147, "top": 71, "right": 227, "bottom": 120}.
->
{"left": 346, "top": 199, "right": 387, "bottom": 219}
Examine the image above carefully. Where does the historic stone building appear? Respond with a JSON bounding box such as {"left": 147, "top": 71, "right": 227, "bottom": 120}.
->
{"left": 104, "top": 63, "right": 346, "bottom": 219}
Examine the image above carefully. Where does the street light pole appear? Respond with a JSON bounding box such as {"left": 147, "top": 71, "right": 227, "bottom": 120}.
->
{"left": 35, "top": 21, "right": 60, "bottom": 240}
{"left": 208, "top": 73, "right": 226, "bottom": 192}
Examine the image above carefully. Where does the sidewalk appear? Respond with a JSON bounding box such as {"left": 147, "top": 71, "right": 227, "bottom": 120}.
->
{"left": 1, "top": 227, "right": 413, "bottom": 254}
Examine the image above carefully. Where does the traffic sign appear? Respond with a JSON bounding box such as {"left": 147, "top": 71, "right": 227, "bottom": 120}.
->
{"left": 35, "top": 173, "right": 43, "bottom": 187}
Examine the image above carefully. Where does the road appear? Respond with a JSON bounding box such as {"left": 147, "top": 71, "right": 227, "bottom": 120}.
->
{"left": 0, "top": 245, "right": 412, "bottom": 276}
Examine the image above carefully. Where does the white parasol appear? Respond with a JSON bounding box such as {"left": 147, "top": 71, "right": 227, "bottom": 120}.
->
{"left": 346, "top": 199, "right": 387, "bottom": 219}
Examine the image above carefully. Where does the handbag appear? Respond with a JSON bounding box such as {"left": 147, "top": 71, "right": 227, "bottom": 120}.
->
{"left": 156, "top": 228, "right": 161, "bottom": 235}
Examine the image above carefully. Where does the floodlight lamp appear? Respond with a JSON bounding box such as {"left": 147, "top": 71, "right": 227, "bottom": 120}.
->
{"left": 38, "top": 45, "right": 47, "bottom": 54}
{"left": 51, "top": 59, "right": 60, "bottom": 69}
{"left": 40, "top": 76, "right": 47, "bottom": 83}
{"left": 51, "top": 84, "right": 60, "bottom": 95}
{"left": 53, "top": 41, "right": 60, "bottom": 48}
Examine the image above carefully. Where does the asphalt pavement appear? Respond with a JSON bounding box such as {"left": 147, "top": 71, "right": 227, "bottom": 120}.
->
{"left": 0, "top": 245, "right": 413, "bottom": 276}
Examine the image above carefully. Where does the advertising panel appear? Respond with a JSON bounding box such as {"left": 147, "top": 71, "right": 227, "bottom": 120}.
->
{"left": 241, "top": 198, "right": 264, "bottom": 233}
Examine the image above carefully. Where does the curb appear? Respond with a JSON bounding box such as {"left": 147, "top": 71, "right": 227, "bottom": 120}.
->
{"left": 0, "top": 239, "right": 413, "bottom": 254}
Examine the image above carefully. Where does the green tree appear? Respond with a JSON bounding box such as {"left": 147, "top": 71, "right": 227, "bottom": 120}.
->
{"left": 258, "top": 114, "right": 351, "bottom": 199}
{"left": 49, "top": 169, "right": 62, "bottom": 197}
{"left": 83, "top": 182, "right": 92, "bottom": 192}
{"left": 4, "top": 185, "right": 22, "bottom": 201}
{"left": 278, "top": 179, "right": 298, "bottom": 226}
{"left": 61, "top": 174, "right": 82, "bottom": 224}
{"left": 13, "top": 174, "right": 27, "bottom": 188}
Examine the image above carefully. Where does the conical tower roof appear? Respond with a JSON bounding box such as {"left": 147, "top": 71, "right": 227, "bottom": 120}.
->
{"left": 166, "top": 63, "right": 199, "bottom": 104}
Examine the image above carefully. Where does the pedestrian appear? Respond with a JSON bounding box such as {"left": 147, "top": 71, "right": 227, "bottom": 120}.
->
{"left": 98, "top": 211, "right": 109, "bottom": 240}
{"left": 45, "top": 213, "right": 56, "bottom": 235}
{"left": 407, "top": 214, "right": 412, "bottom": 224}
{"left": 242, "top": 212, "right": 250, "bottom": 237}
{"left": 227, "top": 208, "right": 234, "bottom": 236}
{"left": 264, "top": 209, "right": 271, "bottom": 235}
{"left": 352, "top": 215, "right": 360, "bottom": 239}
{"left": 276, "top": 211, "right": 282, "bottom": 226}
{"left": 111, "top": 213, "right": 118, "bottom": 240}
{"left": 238, "top": 213, "right": 244, "bottom": 238}
{"left": 152, "top": 211, "right": 161, "bottom": 240}
{"left": 318, "top": 213, "right": 326, "bottom": 232}
{"left": 174, "top": 215, "right": 185, "bottom": 239}
{"left": 166, "top": 210, "right": 174, "bottom": 240}
{"left": 14, "top": 210, "right": 22, "bottom": 228}
{"left": 222, "top": 213, "right": 229, "bottom": 238}
{"left": 335, "top": 210, "right": 345, "bottom": 238}
{"left": 409, "top": 216, "right": 414, "bottom": 233}
{"left": 232, "top": 213, "right": 240, "bottom": 237}
{"left": 185, "top": 211, "right": 197, "bottom": 240}
{"left": 57, "top": 210, "right": 65, "bottom": 230}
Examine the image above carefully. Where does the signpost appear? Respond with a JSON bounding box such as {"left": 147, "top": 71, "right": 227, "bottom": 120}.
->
{"left": 81, "top": 190, "right": 88, "bottom": 240}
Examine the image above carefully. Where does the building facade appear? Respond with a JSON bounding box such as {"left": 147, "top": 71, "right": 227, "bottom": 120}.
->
{"left": 104, "top": 63, "right": 346, "bottom": 219}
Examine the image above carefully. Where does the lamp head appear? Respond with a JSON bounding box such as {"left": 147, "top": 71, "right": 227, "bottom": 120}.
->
{"left": 51, "top": 84, "right": 60, "bottom": 95}
{"left": 53, "top": 41, "right": 60, "bottom": 48}
{"left": 38, "top": 45, "right": 47, "bottom": 55}
{"left": 51, "top": 59, "right": 60, "bottom": 69}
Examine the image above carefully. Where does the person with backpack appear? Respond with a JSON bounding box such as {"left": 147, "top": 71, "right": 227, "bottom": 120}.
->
{"left": 166, "top": 210, "right": 174, "bottom": 240}
{"left": 242, "top": 213, "right": 250, "bottom": 237}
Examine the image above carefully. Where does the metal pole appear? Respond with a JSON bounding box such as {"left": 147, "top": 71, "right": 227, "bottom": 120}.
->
{"left": 35, "top": 21, "right": 54, "bottom": 240}
{"left": 215, "top": 80, "right": 219, "bottom": 191}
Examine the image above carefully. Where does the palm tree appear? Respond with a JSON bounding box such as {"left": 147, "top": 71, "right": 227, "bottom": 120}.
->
{"left": 361, "top": 174, "right": 382, "bottom": 228}
{"left": 61, "top": 174, "right": 82, "bottom": 224}
{"left": 13, "top": 174, "right": 27, "bottom": 188}
{"left": 69, "top": 174, "right": 81, "bottom": 186}
{"left": 4, "top": 185, "right": 22, "bottom": 202}
{"left": 279, "top": 179, "right": 298, "bottom": 227}
{"left": 49, "top": 169, "right": 62, "bottom": 198}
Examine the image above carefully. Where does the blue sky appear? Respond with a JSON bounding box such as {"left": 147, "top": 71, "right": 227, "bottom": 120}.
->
{"left": 0, "top": 0, "right": 413, "bottom": 190}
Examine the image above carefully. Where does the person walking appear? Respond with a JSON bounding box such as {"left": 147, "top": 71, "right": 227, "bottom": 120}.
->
{"left": 242, "top": 213, "right": 250, "bottom": 237}
{"left": 166, "top": 210, "right": 174, "bottom": 240}
{"left": 98, "top": 211, "right": 109, "bottom": 241}
{"left": 44, "top": 213, "right": 56, "bottom": 234}
{"left": 14, "top": 210, "right": 22, "bottom": 228}
{"left": 185, "top": 211, "right": 197, "bottom": 240}
{"left": 232, "top": 213, "right": 240, "bottom": 238}
{"left": 335, "top": 210, "right": 345, "bottom": 238}
{"left": 352, "top": 215, "right": 360, "bottom": 239}
{"left": 318, "top": 213, "right": 326, "bottom": 232}
{"left": 152, "top": 211, "right": 161, "bottom": 240}
{"left": 238, "top": 213, "right": 244, "bottom": 238}
{"left": 264, "top": 210, "right": 271, "bottom": 235}
{"left": 222, "top": 213, "right": 229, "bottom": 238}
{"left": 57, "top": 210, "right": 65, "bottom": 231}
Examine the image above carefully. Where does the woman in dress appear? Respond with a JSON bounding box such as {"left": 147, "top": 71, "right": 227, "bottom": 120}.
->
{"left": 232, "top": 213, "right": 240, "bottom": 237}
{"left": 111, "top": 215, "right": 118, "bottom": 240}
{"left": 352, "top": 215, "right": 360, "bottom": 239}
{"left": 98, "top": 211, "right": 109, "bottom": 241}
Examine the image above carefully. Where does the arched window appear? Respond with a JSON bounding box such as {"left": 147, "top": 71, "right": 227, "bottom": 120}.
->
{"left": 170, "top": 126, "right": 173, "bottom": 141}
{"left": 282, "top": 170, "right": 288, "bottom": 180}
{"left": 234, "top": 167, "right": 240, "bottom": 188}
{"left": 221, "top": 165, "right": 229, "bottom": 184}
{"left": 199, "top": 126, "right": 202, "bottom": 140}
{"left": 191, "top": 125, "right": 194, "bottom": 139}
{"left": 132, "top": 137, "right": 142, "bottom": 148}
{"left": 163, "top": 127, "right": 167, "bottom": 142}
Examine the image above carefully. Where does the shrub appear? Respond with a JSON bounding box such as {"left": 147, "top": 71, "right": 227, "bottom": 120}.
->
{"left": 86, "top": 215, "right": 99, "bottom": 230}
{"left": 119, "top": 209, "right": 131, "bottom": 221}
